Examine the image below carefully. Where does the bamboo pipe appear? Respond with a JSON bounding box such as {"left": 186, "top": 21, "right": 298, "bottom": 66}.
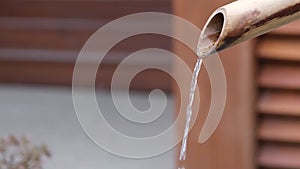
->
{"left": 198, "top": 0, "right": 300, "bottom": 57}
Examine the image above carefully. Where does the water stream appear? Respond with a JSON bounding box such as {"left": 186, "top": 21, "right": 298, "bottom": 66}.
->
{"left": 178, "top": 58, "right": 203, "bottom": 169}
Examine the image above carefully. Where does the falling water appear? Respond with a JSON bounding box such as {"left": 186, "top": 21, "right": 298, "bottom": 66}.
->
{"left": 178, "top": 58, "right": 203, "bottom": 169}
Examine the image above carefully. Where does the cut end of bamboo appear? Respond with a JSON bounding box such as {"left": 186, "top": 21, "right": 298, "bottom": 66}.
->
{"left": 197, "top": 0, "right": 300, "bottom": 58}
{"left": 197, "top": 10, "right": 225, "bottom": 58}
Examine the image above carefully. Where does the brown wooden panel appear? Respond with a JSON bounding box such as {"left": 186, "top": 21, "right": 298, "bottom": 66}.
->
{"left": 0, "top": 60, "right": 172, "bottom": 91}
{"left": 0, "top": 48, "right": 155, "bottom": 64}
{"left": 0, "top": 17, "right": 106, "bottom": 31}
{"left": 0, "top": 61, "right": 74, "bottom": 85}
{"left": 258, "top": 91, "right": 300, "bottom": 116}
{"left": 0, "top": 1, "right": 171, "bottom": 19}
{"left": 96, "top": 65, "right": 173, "bottom": 91}
{"left": 257, "top": 37, "right": 300, "bottom": 61}
{"left": 258, "top": 144, "right": 300, "bottom": 169}
{"left": 0, "top": 29, "right": 171, "bottom": 51}
{"left": 128, "top": 68, "right": 173, "bottom": 91}
{"left": 0, "top": 48, "right": 78, "bottom": 62}
{"left": 258, "top": 64, "right": 300, "bottom": 90}
{"left": 258, "top": 117, "right": 300, "bottom": 143}
{"left": 0, "top": 29, "right": 92, "bottom": 50}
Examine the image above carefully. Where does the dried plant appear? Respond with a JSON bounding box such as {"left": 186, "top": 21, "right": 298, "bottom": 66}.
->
{"left": 0, "top": 135, "right": 51, "bottom": 169}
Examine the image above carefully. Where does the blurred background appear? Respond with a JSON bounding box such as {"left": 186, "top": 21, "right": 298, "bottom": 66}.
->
{"left": 0, "top": 0, "right": 300, "bottom": 169}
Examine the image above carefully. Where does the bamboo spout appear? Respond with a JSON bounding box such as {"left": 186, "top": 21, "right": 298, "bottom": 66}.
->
{"left": 198, "top": 0, "right": 300, "bottom": 57}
